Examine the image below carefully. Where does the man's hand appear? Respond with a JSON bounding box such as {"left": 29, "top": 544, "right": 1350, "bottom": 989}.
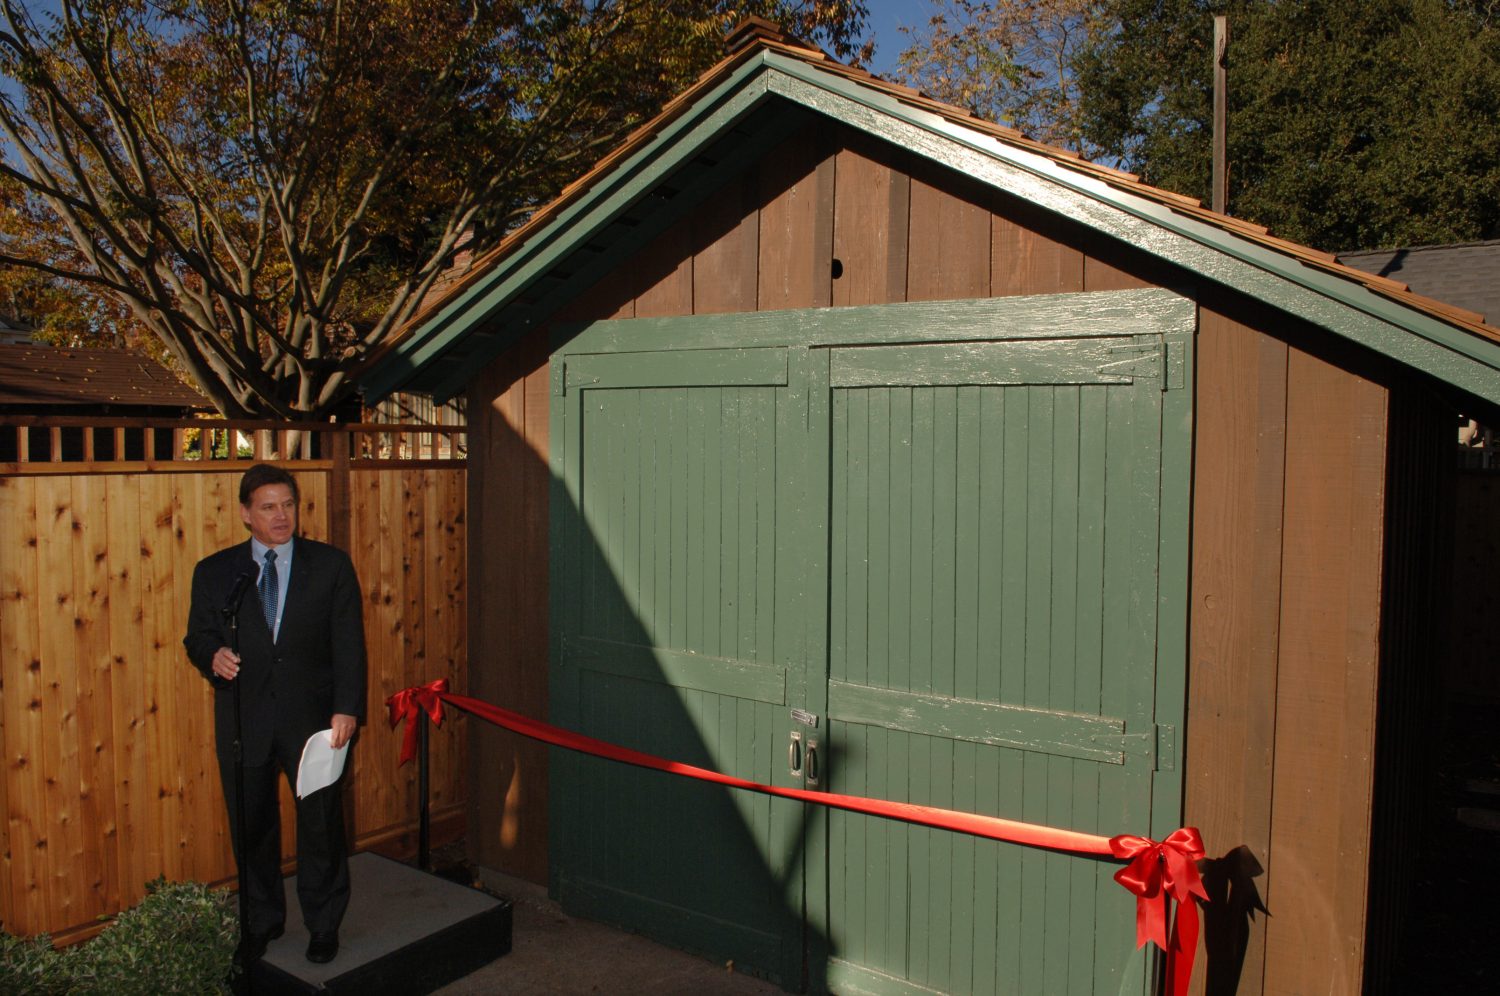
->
{"left": 329, "top": 713, "right": 357, "bottom": 750}
{"left": 210, "top": 646, "right": 241, "bottom": 680}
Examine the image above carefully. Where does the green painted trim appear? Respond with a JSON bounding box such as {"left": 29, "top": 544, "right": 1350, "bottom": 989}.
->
{"left": 547, "top": 349, "right": 586, "bottom": 899}
{"left": 564, "top": 635, "right": 787, "bottom": 704}
{"left": 558, "top": 288, "right": 1196, "bottom": 353}
{"left": 562, "top": 347, "right": 789, "bottom": 393}
{"left": 760, "top": 57, "right": 1500, "bottom": 401}
{"left": 826, "top": 680, "right": 1135, "bottom": 765}
{"left": 1151, "top": 326, "right": 1195, "bottom": 838}
{"left": 829, "top": 337, "right": 1143, "bottom": 387}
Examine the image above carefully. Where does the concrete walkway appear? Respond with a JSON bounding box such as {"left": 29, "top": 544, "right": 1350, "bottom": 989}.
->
{"left": 433, "top": 870, "right": 785, "bottom": 995}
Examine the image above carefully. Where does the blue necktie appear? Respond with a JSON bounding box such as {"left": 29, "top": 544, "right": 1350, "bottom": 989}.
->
{"left": 259, "top": 549, "right": 279, "bottom": 632}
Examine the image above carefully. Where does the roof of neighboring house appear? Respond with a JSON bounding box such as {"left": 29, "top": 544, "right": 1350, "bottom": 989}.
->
{"left": 0, "top": 315, "right": 35, "bottom": 345}
{"left": 1339, "top": 241, "right": 1500, "bottom": 327}
{"left": 0, "top": 345, "right": 210, "bottom": 410}
{"left": 360, "top": 18, "right": 1500, "bottom": 406}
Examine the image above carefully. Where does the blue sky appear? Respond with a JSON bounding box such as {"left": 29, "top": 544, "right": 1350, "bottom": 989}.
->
{"left": 862, "top": 0, "right": 937, "bottom": 76}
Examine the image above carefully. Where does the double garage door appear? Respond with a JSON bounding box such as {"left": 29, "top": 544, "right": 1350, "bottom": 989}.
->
{"left": 549, "top": 290, "right": 1194, "bottom": 994}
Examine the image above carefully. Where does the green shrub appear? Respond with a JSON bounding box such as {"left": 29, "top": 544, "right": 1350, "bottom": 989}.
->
{"left": 0, "top": 878, "right": 238, "bottom": 994}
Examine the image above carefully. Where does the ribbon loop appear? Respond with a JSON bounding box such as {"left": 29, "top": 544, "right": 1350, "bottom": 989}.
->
{"left": 384, "top": 678, "right": 449, "bottom": 766}
{"left": 1108, "top": 828, "right": 1208, "bottom": 996}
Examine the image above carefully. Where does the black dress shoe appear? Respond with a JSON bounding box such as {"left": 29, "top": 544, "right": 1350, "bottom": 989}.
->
{"left": 236, "top": 924, "right": 283, "bottom": 964}
{"left": 306, "top": 930, "right": 339, "bottom": 964}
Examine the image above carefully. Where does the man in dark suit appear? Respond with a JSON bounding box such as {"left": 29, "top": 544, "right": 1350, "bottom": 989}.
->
{"left": 184, "top": 464, "right": 366, "bottom": 965}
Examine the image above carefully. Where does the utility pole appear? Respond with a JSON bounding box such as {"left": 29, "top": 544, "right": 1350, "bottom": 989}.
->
{"left": 1212, "top": 15, "right": 1230, "bottom": 214}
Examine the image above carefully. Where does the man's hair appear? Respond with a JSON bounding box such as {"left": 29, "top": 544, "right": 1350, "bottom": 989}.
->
{"left": 239, "top": 463, "right": 300, "bottom": 505}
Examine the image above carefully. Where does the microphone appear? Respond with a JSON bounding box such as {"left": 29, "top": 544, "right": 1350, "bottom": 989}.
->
{"left": 222, "top": 571, "right": 255, "bottom": 618}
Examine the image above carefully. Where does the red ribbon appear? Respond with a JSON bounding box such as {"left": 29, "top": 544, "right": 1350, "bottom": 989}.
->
{"left": 1110, "top": 827, "right": 1209, "bottom": 996}
{"left": 384, "top": 678, "right": 449, "bottom": 765}
{"left": 387, "top": 682, "right": 1208, "bottom": 989}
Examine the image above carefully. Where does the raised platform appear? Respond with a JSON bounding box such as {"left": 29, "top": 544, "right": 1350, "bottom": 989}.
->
{"left": 250, "top": 852, "right": 511, "bottom": 995}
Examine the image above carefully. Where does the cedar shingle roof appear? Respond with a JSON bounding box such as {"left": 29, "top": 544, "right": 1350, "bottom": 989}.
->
{"left": 0, "top": 345, "right": 209, "bottom": 410}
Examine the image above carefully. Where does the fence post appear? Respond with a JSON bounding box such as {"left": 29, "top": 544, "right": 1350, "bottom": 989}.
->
{"left": 328, "top": 429, "right": 352, "bottom": 554}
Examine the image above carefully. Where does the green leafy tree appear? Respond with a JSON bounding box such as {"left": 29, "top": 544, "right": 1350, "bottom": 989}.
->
{"left": 1075, "top": 0, "right": 1500, "bottom": 250}
{"left": 0, "top": 1, "right": 868, "bottom": 418}
{"left": 899, "top": 1, "right": 1500, "bottom": 252}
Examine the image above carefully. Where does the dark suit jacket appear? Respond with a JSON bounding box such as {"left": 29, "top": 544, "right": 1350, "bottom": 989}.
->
{"left": 184, "top": 537, "right": 367, "bottom": 766}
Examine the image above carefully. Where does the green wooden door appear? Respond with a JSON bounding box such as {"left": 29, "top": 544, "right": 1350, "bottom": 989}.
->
{"left": 818, "top": 332, "right": 1191, "bottom": 996}
{"left": 551, "top": 291, "right": 1194, "bottom": 995}
{"left": 549, "top": 346, "right": 811, "bottom": 986}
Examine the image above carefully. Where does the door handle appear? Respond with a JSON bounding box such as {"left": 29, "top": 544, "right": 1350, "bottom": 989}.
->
{"left": 805, "top": 737, "right": 820, "bottom": 787}
{"left": 788, "top": 730, "right": 803, "bottom": 777}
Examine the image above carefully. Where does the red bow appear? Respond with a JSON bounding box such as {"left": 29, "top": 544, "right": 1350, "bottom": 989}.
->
{"left": 1110, "top": 827, "right": 1208, "bottom": 996}
{"left": 384, "top": 678, "right": 449, "bottom": 765}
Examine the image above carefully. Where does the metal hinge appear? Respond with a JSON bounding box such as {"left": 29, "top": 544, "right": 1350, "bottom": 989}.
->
{"left": 1096, "top": 336, "right": 1163, "bottom": 385}
{"left": 1096, "top": 336, "right": 1185, "bottom": 392}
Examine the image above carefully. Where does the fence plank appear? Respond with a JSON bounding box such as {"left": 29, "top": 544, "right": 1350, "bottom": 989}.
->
{"left": 104, "top": 474, "right": 155, "bottom": 910}
{"left": 0, "top": 476, "right": 45, "bottom": 929}
{"left": 36, "top": 476, "right": 86, "bottom": 927}
{"left": 428, "top": 470, "right": 467, "bottom": 812}
{"left": 71, "top": 474, "right": 119, "bottom": 917}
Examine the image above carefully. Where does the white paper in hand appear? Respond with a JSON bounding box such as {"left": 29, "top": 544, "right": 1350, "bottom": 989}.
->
{"left": 296, "top": 729, "right": 348, "bottom": 798}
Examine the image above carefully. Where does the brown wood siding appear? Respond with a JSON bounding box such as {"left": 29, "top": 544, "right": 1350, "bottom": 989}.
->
{"left": 466, "top": 328, "right": 552, "bottom": 884}
{"left": 757, "top": 130, "right": 836, "bottom": 311}
{"left": 1185, "top": 295, "right": 1393, "bottom": 996}
{"left": 991, "top": 203, "right": 1084, "bottom": 297}
{"left": 0, "top": 461, "right": 466, "bottom": 939}
{"left": 906, "top": 170, "right": 992, "bottom": 301}
{"left": 831, "top": 138, "right": 909, "bottom": 307}
{"left": 1265, "top": 345, "right": 1386, "bottom": 993}
{"left": 468, "top": 123, "right": 1401, "bottom": 996}
{"left": 1186, "top": 300, "right": 1288, "bottom": 995}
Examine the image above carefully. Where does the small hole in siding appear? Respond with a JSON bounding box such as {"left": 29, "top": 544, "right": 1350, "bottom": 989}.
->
{"left": 831, "top": 258, "right": 844, "bottom": 279}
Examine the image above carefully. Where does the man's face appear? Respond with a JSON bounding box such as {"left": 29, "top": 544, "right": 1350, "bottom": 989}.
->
{"left": 240, "top": 483, "right": 298, "bottom": 547}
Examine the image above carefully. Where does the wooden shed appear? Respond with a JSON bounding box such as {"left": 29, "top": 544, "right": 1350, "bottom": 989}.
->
{"left": 363, "top": 21, "right": 1500, "bottom": 995}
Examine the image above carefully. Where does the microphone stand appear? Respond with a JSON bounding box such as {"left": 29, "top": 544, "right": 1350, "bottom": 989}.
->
{"left": 222, "top": 573, "right": 254, "bottom": 986}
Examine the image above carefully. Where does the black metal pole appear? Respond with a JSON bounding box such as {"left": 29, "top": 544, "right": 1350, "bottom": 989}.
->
{"left": 418, "top": 710, "right": 431, "bottom": 871}
{"left": 222, "top": 578, "right": 254, "bottom": 991}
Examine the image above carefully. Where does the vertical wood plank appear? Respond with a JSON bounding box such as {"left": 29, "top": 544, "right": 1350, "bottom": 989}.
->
{"left": 557, "top": 266, "right": 636, "bottom": 323}
{"left": 907, "top": 174, "right": 992, "bottom": 302}
{"left": 0, "top": 476, "right": 45, "bottom": 931}
{"left": 1185, "top": 301, "right": 1288, "bottom": 995}
{"left": 468, "top": 327, "right": 552, "bottom": 884}
{"left": 1264, "top": 345, "right": 1387, "bottom": 994}
{"left": 36, "top": 475, "right": 85, "bottom": 927}
{"left": 1083, "top": 239, "right": 1174, "bottom": 292}
{"left": 757, "top": 129, "right": 835, "bottom": 311}
{"left": 71, "top": 474, "right": 118, "bottom": 917}
{"left": 104, "top": 475, "right": 153, "bottom": 914}
{"left": 692, "top": 173, "right": 759, "bottom": 315}
{"left": 635, "top": 216, "right": 695, "bottom": 319}
{"left": 991, "top": 204, "right": 1084, "bottom": 297}
{"left": 832, "top": 140, "right": 910, "bottom": 307}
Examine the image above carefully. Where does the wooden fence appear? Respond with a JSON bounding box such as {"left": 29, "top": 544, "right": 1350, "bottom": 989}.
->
{"left": 0, "top": 418, "right": 467, "bottom": 940}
